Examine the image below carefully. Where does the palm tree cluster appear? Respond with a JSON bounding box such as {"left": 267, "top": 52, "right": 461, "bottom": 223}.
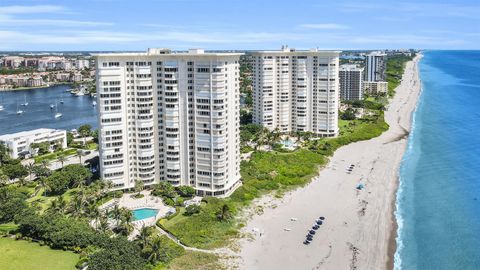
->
{"left": 108, "top": 204, "right": 134, "bottom": 236}
{"left": 253, "top": 128, "right": 281, "bottom": 150}
{"left": 135, "top": 226, "right": 182, "bottom": 265}
{"left": 45, "top": 180, "right": 124, "bottom": 233}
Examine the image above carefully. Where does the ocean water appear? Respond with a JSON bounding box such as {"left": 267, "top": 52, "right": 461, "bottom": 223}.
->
{"left": 395, "top": 51, "right": 480, "bottom": 269}
{"left": 0, "top": 85, "right": 98, "bottom": 135}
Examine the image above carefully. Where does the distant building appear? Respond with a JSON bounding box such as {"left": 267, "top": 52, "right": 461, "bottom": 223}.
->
{"left": 339, "top": 64, "right": 363, "bottom": 100}
{"left": 0, "top": 128, "right": 67, "bottom": 159}
{"left": 75, "top": 59, "right": 90, "bottom": 69}
{"left": 24, "top": 58, "right": 38, "bottom": 68}
{"left": 363, "top": 81, "right": 388, "bottom": 94}
{"left": 3, "top": 56, "right": 24, "bottom": 68}
{"left": 27, "top": 77, "right": 44, "bottom": 87}
{"left": 56, "top": 73, "right": 70, "bottom": 81}
{"left": 95, "top": 48, "right": 242, "bottom": 197}
{"left": 364, "top": 52, "right": 386, "bottom": 82}
{"left": 250, "top": 46, "right": 340, "bottom": 136}
{"left": 72, "top": 73, "right": 83, "bottom": 82}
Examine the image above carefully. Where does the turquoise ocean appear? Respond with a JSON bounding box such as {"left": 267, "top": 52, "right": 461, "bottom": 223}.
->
{"left": 395, "top": 51, "right": 480, "bottom": 269}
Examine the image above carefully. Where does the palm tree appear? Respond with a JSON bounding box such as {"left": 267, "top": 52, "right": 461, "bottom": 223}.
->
{"left": 146, "top": 237, "right": 166, "bottom": 264}
{"left": 134, "top": 180, "right": 144, "bottom": 195}
{"left": 216, "top": 204, "right": 232, "bottom": 221}
{"left": 111, "top": 205, "right": 122, "bottom": 222}
{"left": 121, "top": 208, "right": 134, "bottom": 225}
{"left": 36, "top": 176, "right": 47, "bottom": 196}
{"left": 136, "top": 226, "right": 151, "bottom": 249}
{"left": 40, "top": 159, "right": 50, "bottom": 169}
{"left": 97, "top": 214, "right": 109, "bottom": 233}
{"left": 57, "top": 154, "right": 67, "bottom": 169}
{"left": 25, "top": 162, "right": 35, "bottom": 181}
{"left": 76, "top": 149, "right": 85, "bottom": 164}
{"left": 72, "top": 176, "right": 86, "bottom": 189}
{"left": 49, "top": 196, "right": 67, "bottom": 214}
{"left": 17, "top": 177, "right": 27, "bottom": 186}
{"left": 69, "top": 195, "right": 84, "bottom": 217}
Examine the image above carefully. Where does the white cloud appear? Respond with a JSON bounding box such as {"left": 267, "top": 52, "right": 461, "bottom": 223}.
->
{"left": 0, "top": 5, "right": 113, "bottom": 27}
{"left": 0, "top": 5, "right": 65, "bottom": 14}
{"left": 339, "top": 2, "right": 480, "bottom": 19}
{"left": 299, "top": 23, "right": 349, "bottom": 30}
{"left": 0, "top": 30, "right": 302, "bottom": 47}
{"left": 0, "top": 17, "right": 114, "bottom": 27}
{"left": 349, "top": 34, "right": 466, "bottom": 46}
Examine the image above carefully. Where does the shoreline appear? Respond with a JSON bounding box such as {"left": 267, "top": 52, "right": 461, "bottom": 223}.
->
{"left": 388, "top": 53, "right": 423, "bottom": 270}
{"left": 229, "top": 54, "right": 423, "bottom": 269}
{"left": 0, "top": 83, "right": 72, "bottom": 92}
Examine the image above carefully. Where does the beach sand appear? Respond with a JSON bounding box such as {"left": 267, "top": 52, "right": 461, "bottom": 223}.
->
{"left": 230, "top": 55, "right": 422, "bottom": 270}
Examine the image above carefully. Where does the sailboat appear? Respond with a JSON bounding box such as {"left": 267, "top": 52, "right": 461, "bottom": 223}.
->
{"left": 21, "top": 94, "right": 28, "bottom": 106}
{"left": 60, "top": 94, "right": 64, "bottom": 104}
{"left": 16, "top": 103, "right": 23, "bottom": 115}
{"left": 54, "top": 101, "right": 62, "bottom": 118}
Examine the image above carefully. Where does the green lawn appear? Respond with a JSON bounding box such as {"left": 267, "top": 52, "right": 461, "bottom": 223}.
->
{"left": 27, "top": 187, "right": 79, "bottom": 212}
{"left": 0, "top": 223, "right": 18, "bottom": 234}
{"left": 34, "top": 148, "right": 77, "bottom": 163}
{"left": 0, "top": 237, "right": 79, "bottom": 270}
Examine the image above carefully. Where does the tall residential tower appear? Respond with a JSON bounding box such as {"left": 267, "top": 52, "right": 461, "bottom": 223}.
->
{"left": 364, "top": 51, "right": 387, "bottom": 82}
{"left": 339, "top": 64, "right": 363, "bottom": 100}
{"left": 250, "top": 46, "right": 340, "bottom": 137}
{"left": 96, "top": 48, "right": 242, "bottom": 197}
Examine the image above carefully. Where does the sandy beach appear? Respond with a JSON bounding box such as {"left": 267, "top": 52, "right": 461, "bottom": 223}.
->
{"left": 230, "top": 54, "right": 422, "bottom": 270}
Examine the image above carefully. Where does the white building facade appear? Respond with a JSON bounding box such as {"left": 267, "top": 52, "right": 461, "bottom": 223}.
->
{"left": 250, "top": 47, "right": 340, "bottom": 137}
{"left": 363, "top": 81, "right": 388, "bottom": 94}
{"left": 96, "top": 48, "right": 242, "bottom": 197}
{"left": 0, "top": 128, "right": 67, "bottom": 159}
{"left": 75, "top": 59, "right": 90, "bottom": 70}
{"left": 364, "top": 52, "right": 387, "bottom": 82}
{"left": 339, "top": 64, "right": 363, "bottom": 100}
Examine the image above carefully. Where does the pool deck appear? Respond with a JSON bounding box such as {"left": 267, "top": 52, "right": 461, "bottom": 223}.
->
{"left": 99, "top": 190, "right": 175, "bottom": 239}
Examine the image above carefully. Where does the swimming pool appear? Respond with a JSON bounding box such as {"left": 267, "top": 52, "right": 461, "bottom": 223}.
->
{"left": 280, "top": 139, "right": 295, "bottom": 148}
{"left": 132, "top": 208, "right": 159, "bottom": 220}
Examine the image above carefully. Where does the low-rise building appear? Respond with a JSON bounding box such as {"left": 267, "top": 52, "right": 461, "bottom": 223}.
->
{"left": 0, "top": 128, "right": 67, "bottom": 159}
{"left": 27, "top": 77, "right": 44, "bottom": 87}
{"left": 56, "top": 73, "right": 71, "bottom": 81}
{"left": 363, "top": 81, "right": 389, "bottom": 94}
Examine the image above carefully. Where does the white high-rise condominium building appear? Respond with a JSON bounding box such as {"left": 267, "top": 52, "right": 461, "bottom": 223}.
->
{"left": 95, "top": 48, "right": 242, "bottom": 197}
{"left": 251, "top": 46, "right": 340, "bottom": 137}
{"left": 364, "top": 52, "right": 387, "bottom": 82}
{"left": 339, "top": 64, "right": 363, "bottom": 100}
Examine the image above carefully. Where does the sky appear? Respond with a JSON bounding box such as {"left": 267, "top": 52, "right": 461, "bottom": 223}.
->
{"left": 0, "top": 0, "right": 479, "bottom": 51}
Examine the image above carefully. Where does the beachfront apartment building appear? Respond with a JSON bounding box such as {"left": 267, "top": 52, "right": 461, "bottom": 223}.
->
{"left": 339, "top": 64, "right": 364, "bottom": 100}
{"left": 363, "top": 81, "right": 388, "bottom": 94}
{"left": 250, "top": 46, "right": 340, "bottom": 137}
{"left": 95, "top": 48, "right": 242, "bottom": 197}
{"left": 0, "top": 128, "right": 67, "bottom": 159}
{"left": 364, "top": 52, "right": 387, "bottom": 82}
